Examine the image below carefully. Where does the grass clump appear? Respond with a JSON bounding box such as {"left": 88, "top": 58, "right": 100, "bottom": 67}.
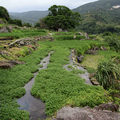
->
{"left": 96, "top": 60, "right": 120, "bottom": 90}
{"left": 105, "top": 35, "right": 120, "bottom": 52}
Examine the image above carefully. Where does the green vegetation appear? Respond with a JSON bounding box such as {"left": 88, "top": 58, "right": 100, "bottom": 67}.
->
{"left": 0, "top": 29, "right": 119, "bottom": 119}
{"left": 0, "top": 28, "right": 47, "bottom": 39}
{"left": 0, "top": 3, "right": 120, "bottom": 119}
{"left": 43, "top": 5, "right": 81, "bottom": 30}
{"left": 105, "top": 35, "right": 120, "bottom": 52}
{"left": 8, "top": 19, "right": 23, "bottom": 26}
{"left": 31, "top": 45, "right": 109, "bottom": 116}
{"left": 96, "top": 60, "right": 120, "bottom": 90}
{"left": 0, "top": 6, "right": 9, "bottom": 21}
{"left": 0, "top": 44, "right": 50, "bottom": 120}
{"left": 74, "top": 0, "right": 120, "bottom": 34}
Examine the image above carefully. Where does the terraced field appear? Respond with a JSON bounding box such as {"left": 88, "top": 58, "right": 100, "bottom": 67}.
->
{"left": 0, "top": 30, "right": 120, "bottom": 120}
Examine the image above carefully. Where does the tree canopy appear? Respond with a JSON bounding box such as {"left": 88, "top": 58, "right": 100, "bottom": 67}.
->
{"left": 0, "top": 6, "right": 9, "bottom": 21}
{"left": 44, "top": 5, "right": 81, "bottom": 30}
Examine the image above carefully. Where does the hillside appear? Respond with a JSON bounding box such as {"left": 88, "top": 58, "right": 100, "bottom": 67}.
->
{"left": 73, "top": 0, "right": 120, "bottom": 14}
{"left": 74, "top": 0, "right": 120, "bottom": 24}
{"left": 73, "top": 0, "right": 120, "bottom": 33}
{"left": 10, "top": 11, "right": 49, "bottom": 24}
{"left": 9, "top": 0, "right": 120, "bottom": 26}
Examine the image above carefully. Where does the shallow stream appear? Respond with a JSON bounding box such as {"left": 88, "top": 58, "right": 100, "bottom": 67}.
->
{"left": 17, "top": 52, "right": 53, "bottom": 120}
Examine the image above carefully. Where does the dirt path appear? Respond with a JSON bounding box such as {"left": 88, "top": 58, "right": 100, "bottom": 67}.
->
{"left": 17, "top": 51, "right": 53, "bottom": 120}
{"left": 64, "top": 50, "right": 92, "bottom": 85}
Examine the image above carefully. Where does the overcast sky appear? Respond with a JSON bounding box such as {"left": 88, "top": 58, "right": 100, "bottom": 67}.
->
{"left": 0, "top": 0, "right": 98, "bottom": 12}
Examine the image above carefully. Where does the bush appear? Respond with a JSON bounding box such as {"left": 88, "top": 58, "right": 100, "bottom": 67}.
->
{"left": 8, "top": 19, "right": 22, "bottom": 26}
{"left": 96, "top": 60, "right": 120, "bottom": 89}
{"left": 105, "top": 35, "right": 120, "bottom": 52}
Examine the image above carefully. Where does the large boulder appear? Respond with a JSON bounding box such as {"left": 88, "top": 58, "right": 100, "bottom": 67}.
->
{"left": 54, "top": 106, "right": 120, "bottom": 120}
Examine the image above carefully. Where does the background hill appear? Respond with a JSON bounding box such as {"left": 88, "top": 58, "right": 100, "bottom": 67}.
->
{"left": 73, "top": 0, "right": 120, "bottom": 24}
{"left": 9, "top": 0, "right": 120, "bottom": 33}
{"left": 73, "top": 0, "right": 120, "bottom": 33}
{"left": 10, "top": 11, "right": 49, "bottom": 25}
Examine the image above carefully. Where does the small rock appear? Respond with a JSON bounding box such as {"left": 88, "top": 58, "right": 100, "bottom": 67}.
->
{"left": 73, "top": 35, "right": 76, "bottom": 39}
{"left": 58, "top": 28, "right": 63, "bottom": 32}
{"left": 84, "top": 33, "right": 89, "bottom": 39}
{"left": 0, "top": 26, "right": 9, "bottom": 33}
{"left": 77, "top": 55, "right": 84, "bottom": 63}
{"left": 91, "top": 78, "right": 100, "bottom": 85}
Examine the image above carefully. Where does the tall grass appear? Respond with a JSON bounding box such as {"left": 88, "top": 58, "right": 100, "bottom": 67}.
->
{"left": 96, "top": 60, "right": 120, "bottom": 89}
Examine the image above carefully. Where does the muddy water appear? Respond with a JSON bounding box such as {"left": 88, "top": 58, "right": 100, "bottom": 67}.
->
{"left": 17, "top": 52, "right": 53, "bottom": 120}
{"left": 64, "top": 50, "right": 92, "bottom": 85}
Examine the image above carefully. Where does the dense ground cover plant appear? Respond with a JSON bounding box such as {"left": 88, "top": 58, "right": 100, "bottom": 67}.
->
{"left": 1, "top": 30, "right": 119, "bottom": 119}
{"left": 0, "top": 44, "right": 50, "bottom": 120}
{"left": 31, "top": 42, "right": 109, "bottom": 116}
{"left": 0, "top": 28, "right": 47, "bottom": 38}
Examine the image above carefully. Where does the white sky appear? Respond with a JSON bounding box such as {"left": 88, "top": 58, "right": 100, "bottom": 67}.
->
{"left": 0, "top": 0, "right": 98, "bottom": 12}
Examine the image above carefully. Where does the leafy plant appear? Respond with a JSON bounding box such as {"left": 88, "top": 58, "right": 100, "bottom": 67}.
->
{"left": 96, "top": 60, "right": 120, "bottom": 89}
{"left": 105, "top": 35, "right": 120, "bottom": 52}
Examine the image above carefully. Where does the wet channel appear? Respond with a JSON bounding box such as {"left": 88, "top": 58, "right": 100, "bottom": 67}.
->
{"left": 64, "top": 50, "right": 92, "bottom": 85}
{"left": 17, "top": 52, "right": 53, "bottom": 120}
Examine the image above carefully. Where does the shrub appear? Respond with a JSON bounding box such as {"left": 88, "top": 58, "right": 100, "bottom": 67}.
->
{"left": 8, "top": 19, "right": 22, "bottom": 26}
{"left": 96, "top": 60, "right": 120, "bottom": 89}
{"left": 105, "top": 35, "right": 120, "bottom": 52}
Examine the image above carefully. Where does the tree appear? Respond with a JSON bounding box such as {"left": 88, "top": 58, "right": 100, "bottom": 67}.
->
{"left": 0, "top": 6, "right": 9, "bottom": 20}
{"left": 43, "top": 5, "right": 81, "bottom": 30}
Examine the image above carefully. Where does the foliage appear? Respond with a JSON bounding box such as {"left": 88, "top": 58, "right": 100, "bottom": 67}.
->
{"left": 0, "top": 6, "right": 9, "bottom": 20}
{"left": 96, "top": 60, "right": 120, "bottom": 89}
{"left": 43, "top": 5, "right": 81, "bottom": 30}
{"left": 105, "top": 35, "right": 120, "bottom": 52}
{"left": 0, "top": 45, "right": 50, "bottom": 120}
{"left": 23, "top": 23, "right": 32, "bottom": 27}
{"left": 55, "top": 35, "right": 85, "bottom": 40}
{"left": 35, "top": 19, "right": 47, "bottom": 28}
{"left": 0, "top": 28, "right": 47, "bottom": 39}
{"left": 31, "top": 41, "right": 109, "bottom": 116}
{"left": 8, "top": 18, "right": 23, "bottom": 26}
{"left": 1, "top": 30, "right": 118, "bottom": 119}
